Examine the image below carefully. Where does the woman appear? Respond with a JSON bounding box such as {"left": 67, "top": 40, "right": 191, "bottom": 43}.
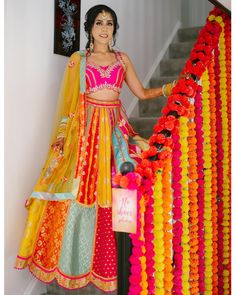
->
{"left": 15, "top": 4, "right": 176, "bottom": 293}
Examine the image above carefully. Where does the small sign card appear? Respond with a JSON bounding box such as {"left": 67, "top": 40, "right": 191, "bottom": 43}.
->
{"left": 112, "top": 188, "right": 137, "bottom": 234}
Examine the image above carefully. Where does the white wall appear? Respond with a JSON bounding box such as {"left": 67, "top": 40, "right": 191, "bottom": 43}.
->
{"left": 5, "top": 0, "right": 181, "bottom": 294}
{"left": 217, "top": 0, "right": 231, "bottom": 10}
{"left": 5, "top": 1, "right": 65, "bottom": 294}
{"left": 181, "top": 0, "right": 214, "bottom": 27}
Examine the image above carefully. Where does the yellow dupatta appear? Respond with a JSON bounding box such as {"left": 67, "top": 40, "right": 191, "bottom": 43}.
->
{"left": 27, "top": 50, "right": 87, "bottom": 205}
{"left": 16, "top": 51, "right": 86, "bottom": 267}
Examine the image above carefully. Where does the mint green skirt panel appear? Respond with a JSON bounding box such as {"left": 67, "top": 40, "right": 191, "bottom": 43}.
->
{"left": 58, "top": 201, "right": 96, "bottom": 275}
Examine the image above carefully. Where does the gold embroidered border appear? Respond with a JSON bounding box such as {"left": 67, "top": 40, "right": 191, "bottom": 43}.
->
{"left": 15, "top": 256, "right": 31, "bottom": 269}
{"left": 90, "top": 272, "right": 117, "bottom": 292}
{"left": 16, "top": 257, "right": 117, "bottom": 292}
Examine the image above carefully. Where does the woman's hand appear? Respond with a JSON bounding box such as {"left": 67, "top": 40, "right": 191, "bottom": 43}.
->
{"left": 51, "top": 137, "right": 64, "bottom": 152}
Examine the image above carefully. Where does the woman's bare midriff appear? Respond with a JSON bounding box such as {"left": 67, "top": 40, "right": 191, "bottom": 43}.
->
{"left": 86, "top": 89, "right": 120, "bottom": 101}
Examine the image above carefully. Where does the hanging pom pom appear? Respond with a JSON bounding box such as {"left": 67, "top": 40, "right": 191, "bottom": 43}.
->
{"left": 120, "top": 161, "right": 135, "bottom": 175}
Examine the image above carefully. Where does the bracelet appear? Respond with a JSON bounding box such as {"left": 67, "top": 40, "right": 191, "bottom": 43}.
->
{"left": 162, "top": 84, "right": 167, "bottom": 97}
{"left": 172, "top": 80, "right": 177, "bottom": 86}
{"left": 162, "top": 83, "right": 172, "bottom": 97}
{"left": 162, "top": 80, "right": 177, "bottom": 97}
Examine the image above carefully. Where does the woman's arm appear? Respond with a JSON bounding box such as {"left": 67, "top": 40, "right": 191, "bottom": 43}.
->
{"left": 122, "top": 53, "right": 175, "bottom": 100}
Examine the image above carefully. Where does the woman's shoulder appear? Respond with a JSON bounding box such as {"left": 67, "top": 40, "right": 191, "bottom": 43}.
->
{"left": 115, "top": 50, "right": 129, "bottom": 60}
{"left": 66, "top": 50, "right": 89, "bottom": 68}
{"left": 65, "top": 51, "right": 85, "bottom": 70}
{"left": 114, "top": 50, "right": 131, "bottom": 68}
{"left": 69, "top": 50, "right": 87, "bottom": 60}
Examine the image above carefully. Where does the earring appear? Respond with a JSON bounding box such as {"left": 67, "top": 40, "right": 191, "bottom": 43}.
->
{"left": 89, "top": 34, "right": 94, "bottom": 52}
{"left": 109, "top": 39, "right": 113, "bottom": 51}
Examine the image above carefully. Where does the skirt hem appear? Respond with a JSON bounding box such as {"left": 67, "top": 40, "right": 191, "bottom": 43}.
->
{"left": 15, "top": 256, "right": 117, "bottom": 292}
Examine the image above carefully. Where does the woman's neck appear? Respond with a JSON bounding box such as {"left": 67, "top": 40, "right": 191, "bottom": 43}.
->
{"left": 93, "top": 43, "right": 110, "bottom": 54}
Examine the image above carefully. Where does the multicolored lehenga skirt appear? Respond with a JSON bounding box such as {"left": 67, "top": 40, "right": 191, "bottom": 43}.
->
{"left": 15, "top": 97, "right": 148, "bottom": 292}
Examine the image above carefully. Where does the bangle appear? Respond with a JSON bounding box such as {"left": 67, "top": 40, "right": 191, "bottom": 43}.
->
{"left": 172, "top": 80, "right": 177, "bottom": 86}
{"left": 162, "top": 82, "right": 173, "bottom": 97}
{"left": 162, "top": 84, "right": 167, "bottom": 96}
{"left": 162, "top": 80, "right": 177, "bottom": 97}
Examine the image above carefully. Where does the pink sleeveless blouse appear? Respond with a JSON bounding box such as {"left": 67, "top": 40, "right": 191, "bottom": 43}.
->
{"left": 86, "top": 51, "right": 126, "bottom": 94}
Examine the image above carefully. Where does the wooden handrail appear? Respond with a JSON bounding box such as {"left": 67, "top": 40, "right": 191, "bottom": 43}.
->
{"left": 208, "top": 0, "right": 231, "bottom": 15}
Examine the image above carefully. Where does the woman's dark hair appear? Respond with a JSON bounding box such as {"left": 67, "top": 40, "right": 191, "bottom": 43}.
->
{"left": 84, "top": 5, "right": 119, "bottom": 50}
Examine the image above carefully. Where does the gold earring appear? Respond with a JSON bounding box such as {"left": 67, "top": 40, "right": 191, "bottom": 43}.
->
{"left": 109, "top": 39, "right": 113, "bottom": 51}
{"left": 90, "top": 34, "right": 94, "bottom": 52}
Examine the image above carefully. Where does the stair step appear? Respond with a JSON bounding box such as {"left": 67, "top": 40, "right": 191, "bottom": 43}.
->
{"left": 45, "top": 281, "right": 117, "bottom": 295}
{"left": 178, "top": 26, "right": 202, "bottom": 42}
{"left": 139, "top": 96, "right": 167, "bottom": 118}
{"left": 149, "top": 76, "right": 178, "bottom": 88}
{"left": 136, "top": 26, "right": 200, "bottom": 134}
{"left": 169, "top": 41, "right": 195, "bottom": 58}
{"left": 160, "top": 58, "right": 187, "bottom": 76}
{"left": 129, "top": 117, "right": 159, "bottom": 139}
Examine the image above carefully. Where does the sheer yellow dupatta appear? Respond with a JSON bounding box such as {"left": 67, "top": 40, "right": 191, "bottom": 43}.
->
{"left": 15, "top": 51, "right": 86, "bottom": 268}
{"left": 28, "top": 50, "right": 86, "bottom": 205}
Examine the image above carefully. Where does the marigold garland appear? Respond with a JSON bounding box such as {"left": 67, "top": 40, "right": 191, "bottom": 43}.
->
{"left": 144, "top": 192, "right": 155, "bottom": 294}
{"left": 139, "top": 195, "right": 148, "bottom": 295}
{"left": 186, "top": 102, "right": 200, "bottom": 295}
{"left": 153, "top": 170, "right": 165, "bottom": 294}
{"left": 224, "top": 16, "right": 231, "bottom": 294}
{"left": 142, "top": 181, "right": 155, "bottom": 294}
{"left": 128, "top": 190, "right": 144, "bottom": 295}
{"left": 194, "top": 86, "right": 205, "bottom": 293}
{"left": 201, "top": 68, "right": 214, "bottom": 294}
{"left": 207, "top": 57, "right": 219, "bottom": 294}
{"left": 171, "top": 126, "right": 183, "bottom": 295}
{"left": 217, "top": 16, "right": 230, "bottom": 295}
{"left": 214, "top": 43, "right": 225, "bottom": 295}
{"left": 161, "top": 158, "right": 173, "bottom": 294}
{"left": 113, "top": 7, "right": 231, "bottom": 295}
{"left": 179, "top": 116, "right": 191, "bottom": 295}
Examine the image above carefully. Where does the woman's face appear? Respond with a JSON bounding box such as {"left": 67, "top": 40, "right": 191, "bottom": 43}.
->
{"left": 91, "top": 11, "right": 114, "bottom": 46}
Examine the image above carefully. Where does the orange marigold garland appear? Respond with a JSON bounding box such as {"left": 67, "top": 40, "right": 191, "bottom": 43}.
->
{"left": 162, "top": 158, "right": 173, "bottom": 294}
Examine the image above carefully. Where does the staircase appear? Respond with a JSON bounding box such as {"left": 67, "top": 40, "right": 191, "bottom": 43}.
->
{"left": 129, "top": 26, "right": 202, "bottom": 139}
{"left": 41, "top": 26, "right": 201, "bottom": 295}
{"left": 42, "top": 281, "right": 117, "bottom": 295}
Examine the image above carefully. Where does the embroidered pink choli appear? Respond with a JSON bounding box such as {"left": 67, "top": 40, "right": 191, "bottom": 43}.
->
{"left": 86, "top": 51, "right": 126, "bottom": 94}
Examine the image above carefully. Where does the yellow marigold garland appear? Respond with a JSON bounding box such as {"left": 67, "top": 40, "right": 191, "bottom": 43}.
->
{"left": 201, "top": 68, "right": 213, "bottom": 294}
{"left": 179, "top": 116, "right": 190, "bottom": 295}
{"left": 218, "top": 17, "right": 230, "bottom": 294}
